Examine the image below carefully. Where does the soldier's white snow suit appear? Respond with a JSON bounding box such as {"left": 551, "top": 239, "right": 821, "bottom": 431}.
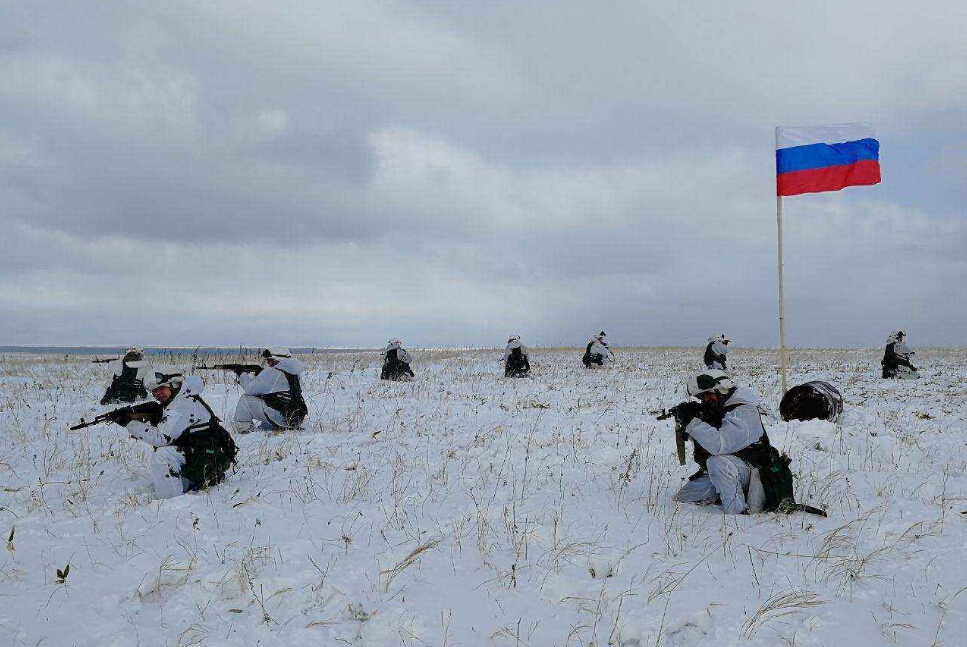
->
{"left": 232, "top": 358, "right": 305, "bottom": 433}
{"left": 892, "top": 342, "right": 919, "bottom": 378}
{"left": 584, "top": 338, "right": 614, "bottom": 368}
{"left": 704, "top": 339, "right": 729, "bottom": 370}
{"left": 125, "top": 376, "right": 213, "bottom": 498}
{"left": 381, "top": 340, "right": 415, "bottom": 381}
{"left": 673, "top": 387, "right": 766, "bottom": 514}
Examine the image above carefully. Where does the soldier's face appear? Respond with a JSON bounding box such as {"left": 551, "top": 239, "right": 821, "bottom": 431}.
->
{"left": 698, "top": 392, "right": 721, "bottom": 406}
{"left": 152, "top": 386, "right": 173, "bottom": 405}
{"left": 266, "top": 358, "right": 279, "bottom": 367}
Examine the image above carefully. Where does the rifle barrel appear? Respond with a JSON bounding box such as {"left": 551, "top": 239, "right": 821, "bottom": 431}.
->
{"left": 69, "top": 416, "right": 106, "bottom": 430}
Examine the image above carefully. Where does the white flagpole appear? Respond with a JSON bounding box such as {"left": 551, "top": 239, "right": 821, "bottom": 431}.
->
{"left": 775, "top": 127, "right": 789, "bottom": 395}
{"left": 776, "top": 193, "right": 789, "bottom": 395}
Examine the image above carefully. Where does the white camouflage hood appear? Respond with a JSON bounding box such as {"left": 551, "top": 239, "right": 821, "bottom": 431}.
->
{"left": 724, "top": 386, "right": 761, "bottom": 409}
{"left": 274, "top": 357, "right": 304, "bottom": 375}
{"left": 173, "top": 375, "right": 204, "bottom": 401}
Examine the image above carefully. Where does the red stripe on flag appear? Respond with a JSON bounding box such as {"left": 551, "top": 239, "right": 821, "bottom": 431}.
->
{"left": 777, "top": 159, "right": 881, "bottom": 196}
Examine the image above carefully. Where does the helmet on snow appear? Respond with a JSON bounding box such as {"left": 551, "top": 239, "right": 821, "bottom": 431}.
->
{"left": 686, "top": 369, "right": 735, "bottom": 397}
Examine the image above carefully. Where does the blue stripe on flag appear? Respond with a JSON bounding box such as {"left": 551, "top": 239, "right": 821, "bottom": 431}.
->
{"left": 776, "top": 138, "right": 879, "bottom": 174}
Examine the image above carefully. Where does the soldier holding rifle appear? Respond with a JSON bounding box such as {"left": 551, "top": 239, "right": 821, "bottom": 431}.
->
{"left": 72, "top": 366, "right": 237, "bottom": 498}
{"left": 202, "top": 347, "right": 307, "bottom": 434}
{"left": 655, "top": 370, "right": 825, "bottom": 516}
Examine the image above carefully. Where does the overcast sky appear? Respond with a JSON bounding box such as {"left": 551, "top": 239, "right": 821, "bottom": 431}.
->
{"left": 1, "top": 1, "right": 965, "bottom": 348}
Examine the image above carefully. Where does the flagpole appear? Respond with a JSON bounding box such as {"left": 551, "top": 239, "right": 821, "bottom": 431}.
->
{"left": 775, "top": 125, "right": 789, "bottom": 394}
{"left": 776, "top": 192, "right": 789, "bottom": 395}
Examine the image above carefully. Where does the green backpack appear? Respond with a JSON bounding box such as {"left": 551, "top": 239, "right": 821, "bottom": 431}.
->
{"left": 758, "top": 446, "right": 826, "bottom": 516}
{"left": 173, "top": 396, "right": 239, "bottom": 490}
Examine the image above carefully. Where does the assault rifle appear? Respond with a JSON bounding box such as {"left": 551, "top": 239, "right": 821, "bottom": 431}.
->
{"left": 91, "top": 357, "right": 119, "bottom": 364}
{"left": 70, "top": 401, "right": 163, "bottom": 431}
{"left": 196, "top": 363, "right": 262, "bottom": 375}
{"left": 652, "top": 401, "right": 709, "bottom": 466}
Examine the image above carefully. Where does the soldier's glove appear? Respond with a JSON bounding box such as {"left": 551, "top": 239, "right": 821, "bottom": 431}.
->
{"left": 698, "top": 404, "right": 727, "bottom": 428}
{"left": 672, "top": 401, "right": 705, "bottom": 427}
{"left": 105, "top": 409, "right": 133, "bottom": 426}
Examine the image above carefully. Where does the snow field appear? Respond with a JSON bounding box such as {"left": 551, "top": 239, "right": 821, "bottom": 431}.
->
{"left": 0, "top": 348, "right": 965, "bottom": 646}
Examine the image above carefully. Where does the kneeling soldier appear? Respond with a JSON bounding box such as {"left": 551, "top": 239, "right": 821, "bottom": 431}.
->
{"left": 504, "top": 335, "right": 531, "bottom": 377}
{"left": 100, "top": 347, "right": 148, "bottom": 404}
{"left": 881, "top": 330, "right": 919, "bottom": 379}
{"left": 113, "top": 367, "right": 237, "bottom": 498}
{"left": 582, "top": 331, "right": 614, "bottom": 368}
{"left": 672, "top": 370, "right": 769, "bottom": 515}
{"left": 381, "top": 339, "right": 415, "bottom": 381}
{"left": 232, "top": 347, "right": 308, "bottom": 434}
{"left": 703, "top": 334, "right": 729, "bottom": 371}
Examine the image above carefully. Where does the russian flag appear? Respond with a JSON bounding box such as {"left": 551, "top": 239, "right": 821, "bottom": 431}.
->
{"left": 776, "top": 123, "right": 881, "bottom": 196}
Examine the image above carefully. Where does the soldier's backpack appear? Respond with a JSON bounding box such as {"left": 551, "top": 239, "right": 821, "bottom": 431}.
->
{"left": 174, "top": 396, "right": 238, "bottom": 489}
{"left": 100, "top": 363, "right": 148, "bottom": 405}
{"left": 381, "top": 349, "right": 414, "bottom": 381}
{"left": 261, "top": 370, "right": 308, "bottom": 428}
{"left": 506, "top": 347, "right": 529, "bottom": 377}
{"left": 755, "top": 445, "right": 826, "bottom": 516}
{"left": 731, "top": 418, "right": 826, "bottom": 516}
{"left": 582, "top": 342, "right": 604, "bottom": 367}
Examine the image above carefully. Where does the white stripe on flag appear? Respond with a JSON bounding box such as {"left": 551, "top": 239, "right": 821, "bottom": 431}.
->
{"left": 776, "top": 122, "right": 875, "bottom": 149}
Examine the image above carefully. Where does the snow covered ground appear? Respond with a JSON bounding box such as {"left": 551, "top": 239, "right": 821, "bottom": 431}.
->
{"left": 0, "top": 347, "right": 965, "bottom": 646}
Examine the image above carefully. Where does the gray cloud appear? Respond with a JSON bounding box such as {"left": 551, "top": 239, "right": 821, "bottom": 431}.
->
{"left": 1, "top": 0, "right": 965, "bottom": 347}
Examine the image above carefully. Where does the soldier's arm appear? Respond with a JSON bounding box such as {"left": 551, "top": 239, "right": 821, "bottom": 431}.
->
{"left": 238, "top": 372, "right": 255, "bottom": 389}
{"left": 685, "top": 404, "right": 763, "bottom": 455}
{"left": 242, "top": 367, "right": 281, "bottom": 396}
{"left": 126, "top": 409, "right": 192, "bottom": 447}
